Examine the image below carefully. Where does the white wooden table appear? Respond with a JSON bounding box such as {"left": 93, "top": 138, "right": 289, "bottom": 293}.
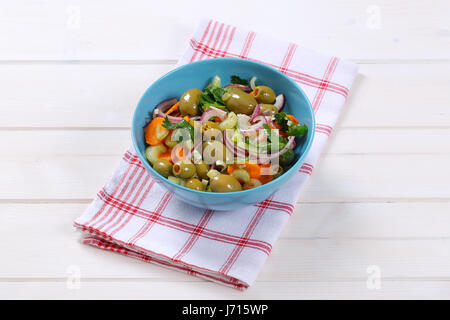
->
{"left": 1, "top": 0, "right": 449, "bottom": 299}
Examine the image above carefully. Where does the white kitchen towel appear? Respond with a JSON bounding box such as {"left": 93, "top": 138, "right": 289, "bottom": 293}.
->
{"left": 74, "top": 19, "right": 358, "bottom": 290}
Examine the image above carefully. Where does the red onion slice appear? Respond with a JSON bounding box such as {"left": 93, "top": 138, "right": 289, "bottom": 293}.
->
{"left": 250, "top": 104, "right": 261, "bottom": 123}
{"left": 258, "top": 136, "right": 295, "bottom": 163}
{"left": 153, "top": 108, "right": 183, "bottom": 123}
{"left": 224, "top": 84, "right": 252, "bottom": 93}
{"left": 274, "top": 94, "right": 285, "bottom": 111}
{"left": 223, "top": 130, "right": 247, "bottom": 159}
{"left": 237, "top": 114, "right": 264, "bottom": 133}
{"left": 154, "top": 98, "right": 178, "bottom": 115}
{"left": 200, "top": 107, "right": 228, "bottom": 124}
{"left": 252, "top": 115, "right": 270, "bottom": 125}
{"left": 250, "top": 76, "right": 257, "bottom": 90}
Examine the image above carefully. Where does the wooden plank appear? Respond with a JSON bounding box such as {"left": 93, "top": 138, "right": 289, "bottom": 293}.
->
{"left": 1, "top": 1, "right": 449, "bottom": 61}
{"left": 3, "top": 202, "right": 450, "bottom": 239}
{"left": 1, "top": 63, "right": 449, "bottom": 128}
{"left": 1, "top": 281, "right": 449, "bottom": 299}
{"left": 1, "top": 128, "right": 449, "bottom": 157}
{"left": 2, "top": 204, "right": 450, "bottom": 280}
{"left": 0, "top": 153, "right": 447, "bottom": 200}
{"left": 300, "top": 154, "right": 450, "bottom": 201}
{"left": 0, "top": 64, "right": 173, "bottom": 128}
{"left": 339, "top": 63, "right": 450, "bottom": 128}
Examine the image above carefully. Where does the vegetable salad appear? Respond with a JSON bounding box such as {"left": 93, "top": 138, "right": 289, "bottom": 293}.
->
{"left": 143, "top": 75, "right": 308, "bottom": 193}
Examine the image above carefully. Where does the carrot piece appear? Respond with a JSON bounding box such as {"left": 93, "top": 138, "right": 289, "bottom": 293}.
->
{"left": 158, "top": 149, "right": 173, "bottom": 163}
{"left": 177, "top": 147, "right": 184, "bottom": 158}
{"left": 249, "top": 91, "right": 255, "bottom": 96}
{"left": 213, "top": 116, "right": 221, "bottom": 122}
{"left": 145, "top": 117, "right": 169, "bottom": 146}
{"left": 259, "top": 174, "right": 273, "bottom": 185}
{"left": 165, "top": 101, "right": 180, "bottom": 115}
{"left": 259, "top": 163, "right": 273, "bottom": 184}
{"left": 227, "top": 162, "right": 261, "bottom": 179}
{"left": 286, "top": 114, "right": 299, "bottom": 124}
{"left": 273, "top": 121, "right": 288, "bottom": 138}
{"left": 183, "top": 116, "right": 190, "bottom": 122}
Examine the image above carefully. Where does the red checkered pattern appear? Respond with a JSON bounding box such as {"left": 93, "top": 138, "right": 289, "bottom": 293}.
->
{"left": 74, "top": 19, "right": 358, "bottom": 290}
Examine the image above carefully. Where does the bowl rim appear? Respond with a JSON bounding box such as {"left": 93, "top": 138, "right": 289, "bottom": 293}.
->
{"left": 131, "top": 57, "right": 315, "bottom": 196}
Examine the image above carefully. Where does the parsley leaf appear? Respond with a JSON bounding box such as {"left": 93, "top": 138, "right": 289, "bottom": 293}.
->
{"left": 230, "top": 75, "right": 249, "bottom": 86}
{"left": 162, "top": 117, "right": 194, "bottom": 141}
{"left": 274, "top": 112, "right": 308, "bottom": 137}
{"left": 206, "top": 75, "right": 222, "bottom": 90}
{"left": 198, "top": 87, "right": 228, "bottom": 111}
{"left": 281, "top": 149, "right": 294, "bottom": 161}
{"left": 198, "top": 91, "right": 215, "bottom": 107}
{"left": 262, "top": 124, "right": 288, "bottom": 151}
{"left": 287, "top": 123, "right": 308, "bottom": 136}
{"left": 210, "top": 87, "right": 225, "bottom": 104}
{"left": 274, "top": 112, "right": 290, "bottom": 131}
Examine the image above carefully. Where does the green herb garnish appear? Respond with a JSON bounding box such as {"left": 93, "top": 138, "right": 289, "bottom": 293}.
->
{"left": 230, "top": 75, "right": 249, "bottom": 86}
{"left": 262, "top": 123, "right": 288, "bottom": 151}
{"left": 198, "top": 87, "right": 228, "bottom": 111}
{"left": 162, "top": 117, "right": 194, "bottom": 141}
{"left": 274, "top": 112, "right": 308, "bottom": 137}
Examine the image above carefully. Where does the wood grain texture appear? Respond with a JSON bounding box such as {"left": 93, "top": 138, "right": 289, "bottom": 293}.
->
{"left": 1, "top": 1, "right": 449, "bottom": 61}
{"left": 2, "top": 203, "right": 450, "bottom": 281}
{"left": 2, "top": 281, "right": 450, "bottom": 300}
{"left": 1, "top": 0, "right": 449, "bottom": 299}
{"left": 0, "top": 63, "right": 449, "bottom": 128}
{"left": 0, "top": 153, "right": 448, "bottom": 201}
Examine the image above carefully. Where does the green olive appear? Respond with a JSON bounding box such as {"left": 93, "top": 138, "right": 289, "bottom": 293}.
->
{"left": 152, "top": 159, "right": 173, "bottom": 178}
{"left": 202, "top": 121, "right": 221, "bottom": 141}
{"left": 168, "top": 176, "right": 182, "bottom": 185}
{"left": 201, "top": 121, "right": 219, "bottom": 132}
{"left": 202, "top": 141, "right": 233, "bottom": 164}
{"left": 224, "top": 88, "right": 257, "bottom": 115}
{"left": 185, "top": 178, "right": 205, "bottom": 191}
{"left": 180, "top": 88, "right": 202, "bottom": 116}
{"left": 164, "top": 132, "right": 178, "bottom": 148}
{"left": 260, "top": 104, "right": 278, "bottom": 115}
{"left": 243, "top": 178, "right": 262, "bottom": 190}
{"left": 230, "top": 169, "right": 250, "bottom": 183}
{"left": 210, "top": 174, "right": 242, "bottom": 193}
{"left": 254, "top": 86, "right": 276, "bottom": 104}
{"left": 172, "top": 161, "right": 196, "bottom": 179}
{"left": 195, "top": 161, "right": 210, "bottom": 180}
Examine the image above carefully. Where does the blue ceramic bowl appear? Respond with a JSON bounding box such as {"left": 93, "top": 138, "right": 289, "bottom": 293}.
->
{"left": 132, "top": 58, "right": 314, "bottom": 211}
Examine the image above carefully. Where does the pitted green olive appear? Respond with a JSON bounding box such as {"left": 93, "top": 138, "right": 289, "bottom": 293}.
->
{"left": 152, "top": 159, "right": 173, "bottom": 178}
{"left": 180, "top": 88, "right": 202, "bottom": 116}
{"left": 201, "top": 121, "right": 220, "bottom": 132}
{"left": 202, "top": 121, "right": 221, "bottom": 141}
{"left": 260, "top": 104, "right": 278, "bottom": 115}
{"left": 195, "top": 161, "right": 210, "bottom": 180}
{"left": 185, "top": 178, "right": 205, "bottom": 191}
{"left": 230, "top": 169, "right": 250, "bottom": 183}
{"left": 172, "top": 161, "right": 196, "bottom": 179}
{"left": 254, "top": 86, "right": 276, "bottom": 104}
{"left": 164, "top": 132, "right": 178, "bottom": 148}
{"left": 202, "top": 141, "right": 233, "bottom": 164}
{"left": 224, "top": 88, "right": 257, "bottom": 115}
{"left": 210, "top": 174, "right": 242, "bottom": 193}
{"left": 243, "top": 178, "right": 262, "bottom": 190}
{"left": 168, "top": 176, "right": 182, "bottom": 185}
